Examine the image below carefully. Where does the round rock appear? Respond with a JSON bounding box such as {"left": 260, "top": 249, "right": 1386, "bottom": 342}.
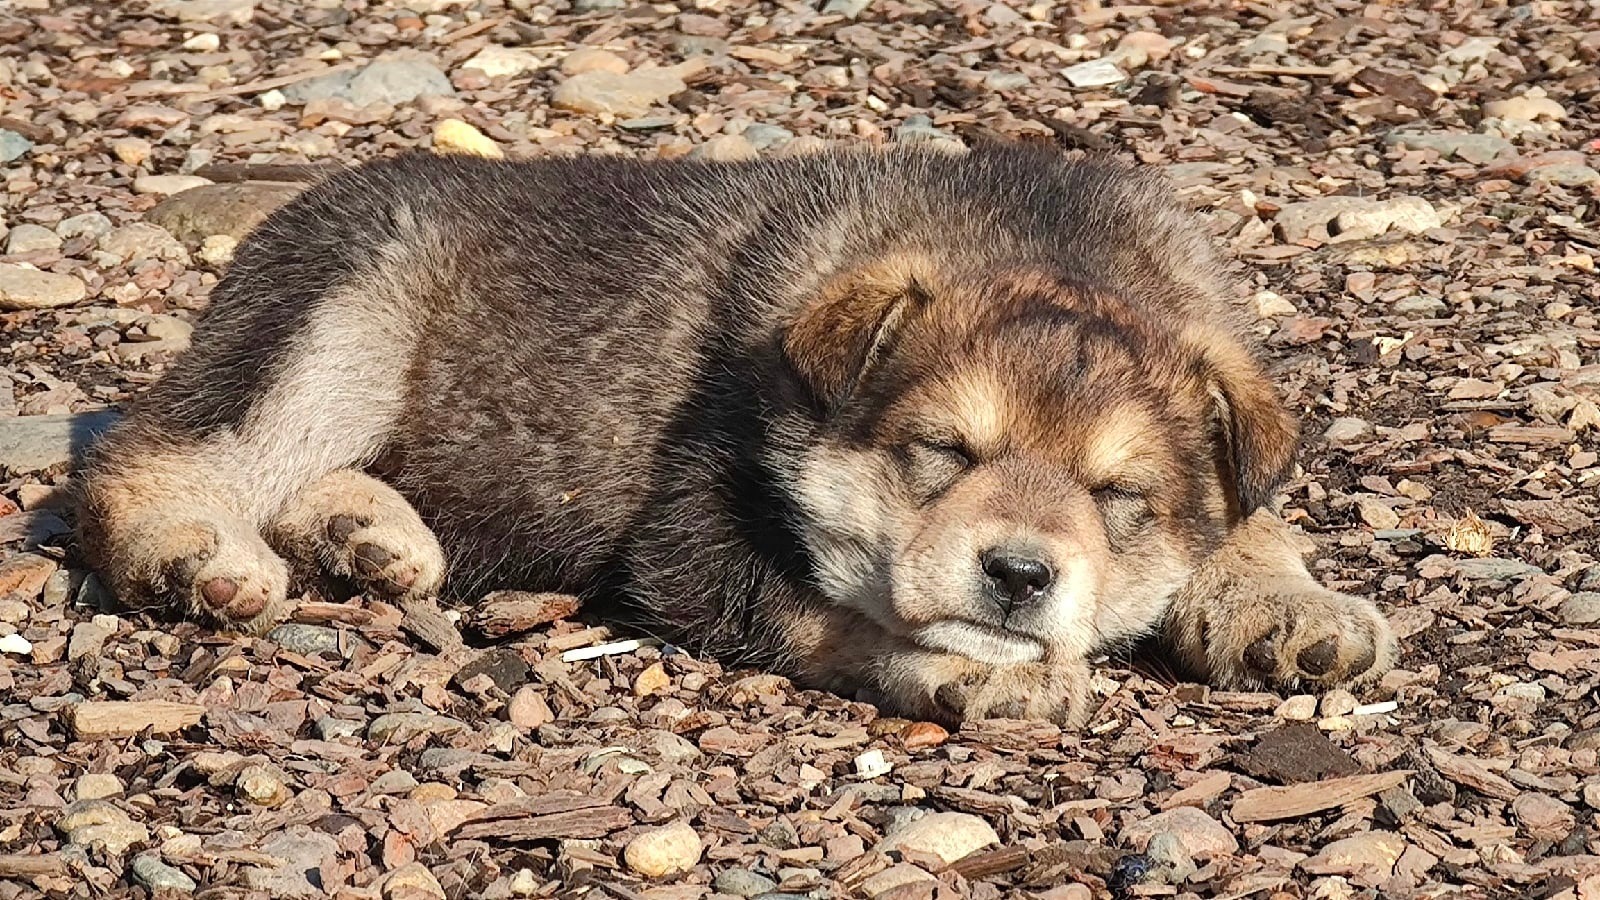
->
{"left": 133, "top": 854, "right": 197, "bottom": 893}
{"left": 0, "top": 264, "right": 87, "bottom": 311}
{"left": 876, "top": 811, "right": 999, "bottom": 865}
{"left": 623, "top": 820, "right": 703, "bottom": 878}
{"left": 1121, "top": 807, "right": 1238, "bottom": 860}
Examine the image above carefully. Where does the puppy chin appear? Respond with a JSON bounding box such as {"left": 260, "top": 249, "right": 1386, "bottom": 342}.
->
{"left": 915, "top": 621, "right": 1045, "bottom": 665}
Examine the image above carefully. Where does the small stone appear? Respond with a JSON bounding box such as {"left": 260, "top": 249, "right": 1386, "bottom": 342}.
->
{"left": 235, "top": 764, "right": 291, "bottom": 807}
{"left": 68, "top": 619, "right": 116, "bottom": 661}
{"left": 508, "top": 869, "right": 538, "bottom": 896}
{"left": 462, "top": 45, "right": 542, "bottom": 79}
{"left": 1324, "top": 417, "right": 1374, "bottom": 445}
{"left": 561, "top": 48, "right": 630, "bottom": 76}
{"left": 199, "top": 234, "right": 238, "bottom": 266}
{"left": 7, "top": 223, "right": 63, "bottom": 254}
{"left": 1454, "top": 557, "right": 1541, "bottom": 581}
{"left": 1483, "top": 96, "right": 1566, "bottom": 122}
{"left": 1320, "top": 690, "right": 1358, "bottom": 718}
{"left": 368, "top": 712, "right": 467, "bottom": 744}
{"left": 150, "top": 0, "right": 255, "bottom": 24}
{"left": 1121, "top": 807, "right": 1238, "bottom": 860}
{"left": 133, "top": 854, "right": 197, "bottom": 893}
{"left": 1527, "top": 164, "right": 1600, "bottom": 187}
{"left": 693, "top": 133, "right": 757, "bottom": 162}
{"left": 181, "top": 32, "right": 220, "bottom": 51}
{"left": 552, "top": 67, "right": 690, "bottom": 118}
{"left": 714, "top": 869, "right": 778, "bottom": 897}
{"left": 1300, "top": 831, "right": 1405, "bottom": 879}
{"left": 432, "top": 119, "right": 503, "bottom": 159}
{"left": 1276, "top": 196, "right": 1440, "bottom": 244}
{"left": 740, "top": 124, "right": 794, "bottom": 151}
{"left": 141, "top": 314, "right": 194, "bottom": 346}
{"left": 1558, "top": 593, "right": 1600, "bottom": 625}
{"left": 243, "top": 830, "right": 341, "bottom": 898}
{"left": 860, "top": 864, "right": 937, "bottom": 896}
{"left": 72, "top": 773, "right": 124, "bottom": 801}
{"left": 0, "top": 129, "right": 33, "bottom": 163}
{"left": 1356, "top": 499, "right": 1401, "bottom": 530}
{"left": 877, "top": 812, "right": 999, "bottom": 865}
{"left": 1062, "top": 58, "right": 1126, "bottom": 87}
{"left": 132, "top": 175, "right": 213, "bottom": 197}
{"left": 1276, "top": 695, "right": 1318, "bottom": 721}
{"left": 854, "top": 748, "right": 893, "bottom": 778}
{"left": 1146, "top": 831, "right": 1198, "bottom": 884}
{"left": 820, "top": 0, "right": 870, "bottom": 16}
{"left": 57, "top": 213, "right": 113, "bottom": 241}
{"left": 268, "top": 623, "right": 343, "bottom": 656}
{"left": 453, "top": 649, "right": 531, "bottom": 694}
{"left": 0, "top": 553, "right": 60, "bottom": 599}
{"left": 283, "top": 59, "right": 455, "bottom": 107}
{"left": 110, "top": 137, "right": 154, "bottom": 166}
{"left": 634, "top": 661, "right": 671, "bottom": 696}
{"left": 0, "top": 264, "right": 88, "bottom": 311}
{"left": 901, "top": 721, "right": 949, "bottom": 749}
{"left": 315, "top": 716, "right": 363, "bottom": 740}
{"left": 1113, "top": 31, "right": 1175, "bottom": 68}
{"left": 507, "top": 685, "right": 553, "bottom": 729}
{"left": 0, "top": 633, "right": 32, "bottom": 655}
{"left": 1513, "top": 793, "right": 1575, "bottom": 841}
{"left": 1382, "top": 131, "right": 1513, "bottom": 164}
{"left": 98, "top": 223, "right": 188, "bottom": 264}
{"left": 1254, "top": 290, "right": 1298, "bottom": 317}
{"left": 623, "top": 820, "right": 703, "bottom": 878}
{"left": 58, "top": 800, "right": 149, "bottom": 856}
{"left": 383, "top": 862, "right": 446, "bottom": 900}
{"left": 423, "top": 798, "right": 486, "bottom": 837}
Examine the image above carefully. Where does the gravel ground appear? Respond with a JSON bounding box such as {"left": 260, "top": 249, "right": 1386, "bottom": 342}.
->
{"left": 2, "top": 1, "right": 1599, "bottom": 898}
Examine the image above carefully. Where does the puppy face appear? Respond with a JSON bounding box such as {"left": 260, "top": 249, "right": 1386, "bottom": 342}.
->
{"left": 779, "top": 261, "right": 1296, "bottom": 665}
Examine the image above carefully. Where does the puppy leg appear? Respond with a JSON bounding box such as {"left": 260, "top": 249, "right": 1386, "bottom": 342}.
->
{"left": 1164, "top": 510, "right": 1399, "bottom": 692}
{"left": 784, "top": 606, "right": 1091, "bottom": 727}
{"left": 265, "top": 469, "right": 445, "bottom": 599}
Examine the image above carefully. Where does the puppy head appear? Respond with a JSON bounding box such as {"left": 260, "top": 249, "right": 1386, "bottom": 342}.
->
{"left": 779, "top": 256, "right": 1296, "bottom": 664}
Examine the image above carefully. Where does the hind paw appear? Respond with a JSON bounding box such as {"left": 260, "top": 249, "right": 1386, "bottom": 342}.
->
{"left": 267, "top": 469, "right": 445, "bottom": 599}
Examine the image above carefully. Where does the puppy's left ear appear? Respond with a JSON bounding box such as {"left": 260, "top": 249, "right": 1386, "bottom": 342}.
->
{"left": 783, "top": 256, "right": 934, "bottom": 415}
{"left": 1193, "top": 332, "right": 1299, "bottom": 520}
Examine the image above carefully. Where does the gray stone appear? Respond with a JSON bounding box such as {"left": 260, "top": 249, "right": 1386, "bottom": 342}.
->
{"left": 984, "top": 71, "right": 1031, "bottom": 91}
{"left": 242, "top": 830, "right": 341, "bottom": 898}
{"left": 1147, "top": 831, "right": 1198, "bottom": 884}
{"left": 714, "top": 868, "right": 777, "bottom": 897}
{"left": 1559, "top": 593, "right": 1600, "bottom": 625}
{"left": 98, "top": 223, "right": 189, "bottom": 264}
{"left": 146, "top": 182, "right": 306, "bottom": 243}
{"left": 1393, "top": 295, "right": 1447, "bottom": 315}
{"left": 149, "top": 0, "right": 255, "bottom": 24}
{"left": 0, "top": 264, "right": 88, "bottom": 310}
{"left": 1383, "top": 131, "right": 1513, "bottom": 164}
{"left": 1121, "top": 807, "right": 1238, "bottom": 860}
{"left": 876, "top": 811, "right": 999, "bottom": 865}
{"left": 368, "top": 712, "right": 467, "bottom": 743}
{"left": 1324, "top": 417, "right": 1374, "bottom": 445}
{"left": 1454, "top": 557, "right": 1542, "bottom": 581}
{"left": 0, "top": 129, "right": 32, "bottom": 163}
{"left": 68, "top": 619, "right": 116, "bottom": 661}
{"left": 57, "top": 800, "right": 148, "bottom": 856}
{"left": 140, "top": 314, "right": 194, "bottom": 346}
{"left": 1527, "top": 164, "right": 1600, "bottom": 187}
{"left": 895, "top": 115, "right": 962, "bottom": 149}
{"left": 133, "top": 854, "right": 197, "bottom": 892}
{"left": 572, "top": 0, "right": 627, "bottom": 11}
{"left": 57, "top": 213, "right": 114, "bottom": 241}
{"left": 0, "top": 410, "right": 120, "bottom": 476}
{"left": 283, "top": 59, "right": 455, "bottom": 107}
{"left": 1276, "top": 195, "right": 1440, "bottom": 244}
{"left": 314, "top": 716, "right": 364, "bottom": 741}
{"left": 6, "top": 224, "right": 63, "bottom": 254}
{"left": 741, "top": 124, "right": 795, "bottom": 151}
{"left": 821, "top": 0, "right": 870, "bottom": 17}
{"left": 268, "top": 624, "right": 344, "bottom": 656}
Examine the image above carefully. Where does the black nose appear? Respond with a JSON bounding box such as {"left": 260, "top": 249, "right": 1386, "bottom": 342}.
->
{"left": 981, "top": 550, "right": 1053, "bottom": 612}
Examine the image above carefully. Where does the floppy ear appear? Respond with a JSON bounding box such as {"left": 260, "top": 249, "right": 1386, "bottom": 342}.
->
{"left": 783, "top": 256, "right": 933, "bottom": 415}
{"left": 1195, "top": 334, "right": 1299, "bottom": 520}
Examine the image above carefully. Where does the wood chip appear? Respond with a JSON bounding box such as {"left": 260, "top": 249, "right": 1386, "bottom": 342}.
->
{"left": 1231, "top": 770, "right": 1413, "bottom": 823}
{"left": 471, "top": 591, "right": 582, "bottom": 637}
{"left": 1424, "top": 748, "right": 1519, "bottom": 801}
{"left": 69, "top": 700, "right": 205, "bottom": 740}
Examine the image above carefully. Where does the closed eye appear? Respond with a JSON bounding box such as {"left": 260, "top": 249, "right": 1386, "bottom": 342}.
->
{"left": 900, "top": 436, "right": 974, "bottom": 501}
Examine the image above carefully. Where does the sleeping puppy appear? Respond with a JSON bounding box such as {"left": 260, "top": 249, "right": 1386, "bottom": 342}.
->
{"left": 75, "top": 143, "right": 1397, "bottom": 726}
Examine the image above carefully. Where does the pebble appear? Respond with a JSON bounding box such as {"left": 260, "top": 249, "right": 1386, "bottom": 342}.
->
{"left": 1383, "top": 131, "right": 1512, "bottom": 164}
{"left": 267, "top": 623, "right": 344, "bottom": 656}
{"left": 383, "top": 862, "right": 446, "bottom": 899}
{"left": 0, "top": 633, "right": 32, "bottom": 655}
{"left": 634, "top": 661, "right": 672, "bottom": 696}
{"left": 57, "top": 213, "right": 113, "bottom": 241}
{"left": 132, "top": 854, "right": 197, "bottom": 893}
{"left": 284, "top": 59, "right": 456, "bottom": 107}
{"left": 0, "top": 264, "right": 88, "bottom": 311}
{"left": 1275, "top": 195, "right": 1440, "bottom": 244}
{"left": 623, "top": 820, "right": 703, "bottom": 877}
{"left": 432, "top": 119, "right": 503, "bottom": 159}
{"left": 462, "top": 45, "right": 542, "bottom": 79}
{"left": 1300, "top": 831, "right": 1405, "bottom": 878}
{"left": 860, "top": 864, "right": 937, "bottom": 896}
{"left": 1276, "top": 695, "right": 1318, "bottom": 721}
{"left": 68, "top": 617, "right": 118, "bottom": 661}
{"left": 1320, "top": 689, "right": 1358, "bottom": 718}
{"left": 1062, "top": 58, "right": 1127, "bottom": 87}
{"left": 133, "top": 175, "right": 212, "bottom": 196}
{"left": 1122, "top": 807, "right": 1238, "bottom": 860}
{"left": 368, "top": 712, "right": 468, "bottom": 743}
{"left": 0, "top": 129, "right": 32, "bottom": 163}
{"left": 453, "top": 649, "right": 531, "bottom": 694}
{"left": 821, "top": 0, "right": 871, "bottom": 16}
{"left": 147, "top": 183, "right": 304, "bottom": 243}
{"left": 894, "top": 115, "right": 963, "bottom": 151}
{"left": 1355, "top": 498, "right": 1401, "bottom": 530}
{"left": 235, "top": 764, "right": 291, "bottom": 807}
{"left": 854, "top": 748, "right": 893, "bottom": 778}
{"left": 243, "top": 830, "right": 341, "bottom": 898}
{"left": 314, "top": 716, "right": 364, "bottom": 740}
{"left": 1513, "top": 792, "right": 1575, "bottom": 841}
{"left": 714, "top": 868, "right": 778, "bottom": 897}
{"left": 984, "top": 71, "right": 1031, "bottom": 91}
{"left": 1527, "top": 164, "right": 1600, "bottom": 187}
{"left": 1113, "top": 30, "right": 1176, "bottom": 68}
{"left": 507, "top": 685, "right": 553, "bottom": 729}
{"left": 741, "top": 123, "right": 795, "bottom": 151}
{"left": 57, "top": 800, "right": 150, "bottom": 856}
{"left": 1483, "top": 95, "right": 1566, "bottom": 122}
{"left": 1454, "top": 557, "right": 1541, "bottom": 581}
{"left": 150, "top": 0, "right": 256, "bottom": 25}
{"left": 1324, "top": 417, "right": 1374, "bottom": 445}
{"left": 1558, "top": 593, "right": 1600, "bottom": 625}
{"left": 877, "top": 811, "right": 999, "bottom": 864}
{"left": 99, "top": 223, "right": 189, "bottom": 264}
{"left": 1146, "top": 831, "right": 1198, "bottom": 884}
{"left": 561, "top": 48, "right": 630, "bottom": 76}
{"left": 109, "top": 137, "right": 154, "bottom": 166}
{"left": 694, "top": 133, "right": 757, "bottom": 162}
{"left": 72, "top": 773, "right": 124, "bottom": 801}
{"left": 552, "top": 68, "right": 689, "bottom": 118}
{"left": 7, "top": 223, "right": 63, "bottom": 254}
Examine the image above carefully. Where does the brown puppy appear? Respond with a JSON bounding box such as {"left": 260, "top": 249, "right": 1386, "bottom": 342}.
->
{"left": 76, "top": 144, "right": 1397, "bottom": 725}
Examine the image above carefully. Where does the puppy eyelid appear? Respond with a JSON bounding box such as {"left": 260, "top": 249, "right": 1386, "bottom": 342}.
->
{"left": 913, "top": 436, "right": 974, "bottom": 468}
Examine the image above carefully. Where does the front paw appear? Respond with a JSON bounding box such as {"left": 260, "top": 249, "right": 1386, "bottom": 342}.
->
{"left": 915, "top": 656, "right": 1088, "bottom": 723}
{"left": 1203, "top": 577, "right": 1398, "bottom": 693}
